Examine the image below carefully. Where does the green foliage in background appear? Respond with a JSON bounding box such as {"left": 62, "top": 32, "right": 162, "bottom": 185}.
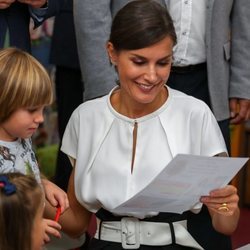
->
{"left": 36, "top": 144, "right": 58, "bottom": 180}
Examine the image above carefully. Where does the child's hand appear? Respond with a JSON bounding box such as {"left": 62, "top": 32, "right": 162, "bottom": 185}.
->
{"left": 42, "top": 179, "right": 69, "bottom": 213}
{"left": 42, "top": 218, "right": 62, "bottom": 244}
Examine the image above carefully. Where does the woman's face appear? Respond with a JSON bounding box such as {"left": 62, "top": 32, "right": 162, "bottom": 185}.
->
{"left": 107, "top": 36, "right": 173, "bottom": 108}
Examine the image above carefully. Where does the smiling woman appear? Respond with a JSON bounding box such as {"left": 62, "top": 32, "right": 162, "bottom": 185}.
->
{"left": 106, "top": 0, "right": 176, "bottom": 118}
{"left": 50, "top": 1, "right": 240, "bottom": 249}
{"left": 107, "top": 36, "right": 173, "bottom": 118}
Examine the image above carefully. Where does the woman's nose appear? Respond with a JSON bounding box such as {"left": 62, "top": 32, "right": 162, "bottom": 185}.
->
{"left": 144, "top": 66, "right": 158, "bottom": 83}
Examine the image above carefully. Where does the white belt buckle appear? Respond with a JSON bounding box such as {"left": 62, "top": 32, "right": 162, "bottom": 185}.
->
{"left": 121, "top": 217, "right": 140, "bottom": 249}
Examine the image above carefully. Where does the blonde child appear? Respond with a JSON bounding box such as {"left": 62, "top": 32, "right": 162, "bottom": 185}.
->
{"left": 0, "top": 172, "right": 46, "bottom": 250}
{"left": 0, "top": 47, "right": 69, "bottom": 243}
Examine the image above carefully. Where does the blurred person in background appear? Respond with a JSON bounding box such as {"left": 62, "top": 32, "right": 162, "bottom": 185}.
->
{"left": 0, "top": 0, "right": 62, "bottom": 51}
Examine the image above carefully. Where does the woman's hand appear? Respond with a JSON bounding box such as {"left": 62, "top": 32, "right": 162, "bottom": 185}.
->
{"left": 200, "top": 185, "right": 240, "bottom": 234}
{"left": 200, "top": 185, "right": 239, "bottom": 216}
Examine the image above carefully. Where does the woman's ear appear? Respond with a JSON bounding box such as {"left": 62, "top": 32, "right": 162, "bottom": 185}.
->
{"left": 106, "top": 42, "right": 117, "bottom": 66}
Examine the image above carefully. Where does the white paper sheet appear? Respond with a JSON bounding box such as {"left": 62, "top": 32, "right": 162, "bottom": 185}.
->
{"left": 111, "top": 154, "right": 249, "bottom": 214}
{"left": 236, "top": 244, "right": 250, "bottom": 250}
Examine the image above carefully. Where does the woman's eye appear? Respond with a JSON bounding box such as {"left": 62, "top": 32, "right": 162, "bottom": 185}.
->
{"left": 133, "top": 60, "right": 145, "bottom": 65}
{"left": 158, "top": 61, "right": 170, "bottom": 66}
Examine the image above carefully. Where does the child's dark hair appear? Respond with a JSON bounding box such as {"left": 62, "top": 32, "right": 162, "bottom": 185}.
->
{"left": 109, "top": 0, "right": 177, "bottom": 51}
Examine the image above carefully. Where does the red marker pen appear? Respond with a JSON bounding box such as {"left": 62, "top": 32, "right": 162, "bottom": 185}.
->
{"left": 54, "top": 206, "right": 61, "bottom": 222}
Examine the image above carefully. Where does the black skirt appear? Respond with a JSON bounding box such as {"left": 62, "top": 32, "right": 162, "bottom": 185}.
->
{"left": 88, "top": 238, "right": 193, "bottom": 250}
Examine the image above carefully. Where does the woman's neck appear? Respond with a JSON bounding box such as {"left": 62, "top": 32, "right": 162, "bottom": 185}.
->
{"left": 111, "top": 87, "right": 168, "bottom": 119}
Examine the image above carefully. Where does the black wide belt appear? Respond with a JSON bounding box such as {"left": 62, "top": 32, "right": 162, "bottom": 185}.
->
{"left": 171, "top": 63, "right": 206, "bottom": 74}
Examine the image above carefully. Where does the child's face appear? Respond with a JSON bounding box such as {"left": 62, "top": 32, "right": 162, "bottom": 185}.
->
{"left": 31, "top": 199, "right": 45, "bottom": 250}
{"left": 0, "top": 106, "right": 45, "bottom": 141}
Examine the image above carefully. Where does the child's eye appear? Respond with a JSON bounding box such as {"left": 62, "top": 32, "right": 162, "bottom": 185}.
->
{"left": 27, "top": 108, "right": 38, "bottom": 113}
{"left": 26, "top": 107, "right": 42, "bottom": 113}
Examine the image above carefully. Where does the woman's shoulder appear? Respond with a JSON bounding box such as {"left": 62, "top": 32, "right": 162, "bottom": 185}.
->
{"left": 169, "top": 87, "right": 210, "bottom": 111}
{"left": 69, "top": 95, "right": 114, "bottom": 128}
{"left": 74, "top": 95, "right": 109, "bottom": 115}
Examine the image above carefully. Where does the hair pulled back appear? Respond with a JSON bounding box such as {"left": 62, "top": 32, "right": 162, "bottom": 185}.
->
{"left": 109, "top": 0, "right": 177, "bottom": 51}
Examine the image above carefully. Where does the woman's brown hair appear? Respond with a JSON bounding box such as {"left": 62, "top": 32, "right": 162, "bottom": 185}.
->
{"left": 109, "top": 0, "right": 177, "bottom": 51}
